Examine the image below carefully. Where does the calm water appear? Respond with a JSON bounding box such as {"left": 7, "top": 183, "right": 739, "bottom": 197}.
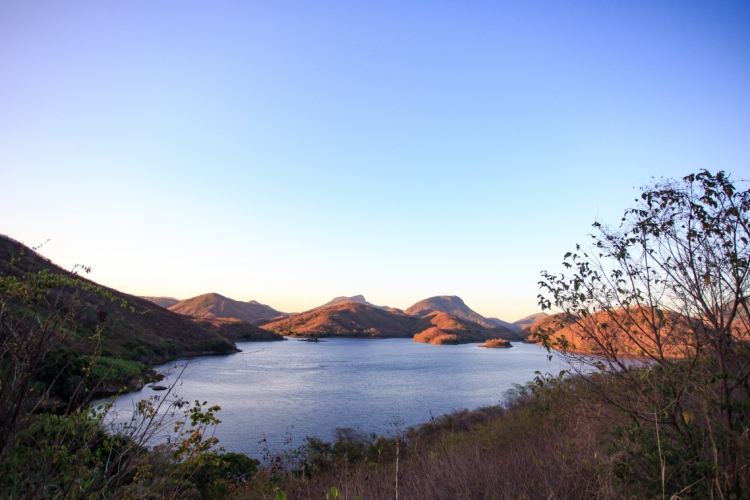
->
{"left": 107, "top": 338, "right": 568, "bottom": 458}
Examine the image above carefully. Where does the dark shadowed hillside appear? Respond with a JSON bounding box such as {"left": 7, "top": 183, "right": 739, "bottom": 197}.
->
{"left": 139, "top": 296, "right": 180, "bottom": 308}
{"left": 512, "top": 312, "right": 548, "bottom": 331}
{"left": 487, "top": 325, "right": 528, "bottom": 341}
{"left": 485, "top": 317, "right": 519, "bottom": 331}
{"left": 0, "top": 235, "right": 236, "bottom": 364}
{"left": 169, "top": 293, "right": 284, "bottom": 323}
{"left": 193, "top": 317, "right": 285, "bottom": 342}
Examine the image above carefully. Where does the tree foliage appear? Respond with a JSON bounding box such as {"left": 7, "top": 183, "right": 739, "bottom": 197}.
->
{"left": 538, "top": 170, "right": 750, "bottom": 498}
{"left": 0, "top": 259, "right": 233, "bottom": 498}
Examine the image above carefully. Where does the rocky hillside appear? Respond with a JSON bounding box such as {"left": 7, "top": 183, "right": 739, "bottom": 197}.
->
{"left": 169, "top": 293, "right": 284, "bottom": 323}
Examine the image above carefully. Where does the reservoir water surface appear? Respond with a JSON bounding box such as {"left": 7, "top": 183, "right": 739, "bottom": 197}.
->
{"left": 108, "top": 338, "right": 568, "bottom": 458}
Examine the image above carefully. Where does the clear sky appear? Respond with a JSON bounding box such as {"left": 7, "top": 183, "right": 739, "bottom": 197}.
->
{"left": 1, "top": 1, "right": 749, "bottom": 321}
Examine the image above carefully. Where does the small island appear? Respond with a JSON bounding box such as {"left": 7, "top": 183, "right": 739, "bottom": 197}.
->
{"left": 478, "top": 338, "right": 512, "bottom": 348}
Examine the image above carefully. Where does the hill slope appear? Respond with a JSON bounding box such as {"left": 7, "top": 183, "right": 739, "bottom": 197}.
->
{"left": 139, "top": 296, "right": 180, "bottom": 308}
{"left": 315, "top": 294, "right": 389, "bottom": 310}
{"left": 169, "top": 293, "right": 284, "bottom": 323}
{"left": 512, "top": 312, "right": 548, "bottom": 331}
{"left": 263, "top": 302, "right": 519, "bottom": 344}
{"left": 0, "top": 235, "right": 237, "bottom": 364}
{"left": 262, "top": 302, "right": 417, "bottom": 338}
{"left": 193, "top": 318, "right": 284, "bottom": 342}
{"left": 486, "top": 317, "right": 520, "bottom": 331}
{"left": 412, "top": 312, "right": 507, "bottom": 345}
{"left": 405, "top": 296, "right": 497, "bottom": 328}
{"left": 526, "top": 309, "right": 705, "bottom": 358}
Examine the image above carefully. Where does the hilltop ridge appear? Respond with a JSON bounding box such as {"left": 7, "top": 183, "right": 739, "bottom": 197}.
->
{"left": 314, "top": 294, "right": 390, "bottom": 311}
{"left": 262, "top": 302, "right": 416, "bottom": 338}
{"left": 169, "top": 293, "right": 284, "bottom": 323}
{"left": 405, "top": 295, "right": 498, "bottom": 329}
{"left": 262, "top": 300, "right": 520, "bottom": 344}
{"left": 139, "top": 296, "right": 180, "bottom": 308}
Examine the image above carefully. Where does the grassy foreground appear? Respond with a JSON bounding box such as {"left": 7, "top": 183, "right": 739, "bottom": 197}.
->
{"left": 230, "top": 352, "right": 749, "bottom": 500}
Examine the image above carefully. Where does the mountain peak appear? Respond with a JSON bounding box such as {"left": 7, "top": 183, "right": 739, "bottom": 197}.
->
{"left": 315, "top": 295, "right": 388, "bottom": 310}
{"left": 404, "top": 295, "right": 496, "bottom": 329}
{"left": 169, "top": 293, "right": 283, "bottom": 323}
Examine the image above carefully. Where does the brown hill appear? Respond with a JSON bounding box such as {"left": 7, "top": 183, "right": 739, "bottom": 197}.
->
{"left": 488, "top": 325, "right": 528, "bottom": 341}
{"left": 405, "top": 296, "right": 497, "bottom": 328}
{"left": 262, "top": 302, "right": 418, "bottom": 338}
{"left": 520, "top": 313, "right": 577, "bottom": 342}
{"left": 193, "top": 317, "right": 284, "bottom": 342}
{"left": 315, "top": 294, "right": 389, "bottom": 310}
{"left": 250, "top": 315, "right": 287, "bottom": 327}
{"left": 0, "top": 235, "right": 236, "bottom": 364}
{"left": 524, "top": 309, "right": 708, "bottom": 358}
{"left": 512, "top": 312, "right": 548, "bottom": 331}
{"left": 485, "top": 317, "right": 519, "bottom": 331}
{"left": 262, "top": 302, "right": 517, "bottom": 346}
{"left": 412, "top": 312, "right": 499, "bottom": 345}
{"left": 139, "top": 296, "right": 180, "bottom": 308}
{"left": 169, "top": 293, "right": 283, "bottom": 323}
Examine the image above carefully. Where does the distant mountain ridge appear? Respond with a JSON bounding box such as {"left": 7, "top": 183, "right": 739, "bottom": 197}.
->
{"left": 512, "top": 312, "right": 548, "bottom": 331}
{"left": 169, "top": 293, "right": 285, "bottom": 323}
{"left": 314, "top": 295, "right": 390, "bottom": 311}
{"left": 264, "top": 302, "right": 415, "bottom": 338}
{"left": 486, "top": 317, "right": 520, "bottom": 331}
{"left": 161, "top": 291, "right": 544, "bottom": 334}
{"left": 412, "top": 312, "right": 514, "bottom": 345}
{"left": 128, "top": 287, "right": 548, "bottom": 346}
{"left": 404, "top": 295, "right": 497, "bottom": 329}
{"left": 261, "top": 301, "right": 522, "bottom": 344}
{"left": 139, "top": 296, "right": 180, "bottom": 308}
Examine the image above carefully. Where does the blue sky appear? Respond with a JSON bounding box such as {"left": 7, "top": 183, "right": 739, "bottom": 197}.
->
{"left": 1, "top": 0, "right": 749, "bottom": 320}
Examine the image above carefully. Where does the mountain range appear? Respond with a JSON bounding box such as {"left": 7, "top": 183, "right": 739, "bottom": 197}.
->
{"left": 5, "top": 230, "right": 546, "bottom": 353}
{"left": 260, "top": 299, "right": 527, "bottom": 344}
{"left": 150, "top": 291, "right": 545, "bottom": 344}
{"left": 166, "top": 293, "right": 286, "bottom": 323}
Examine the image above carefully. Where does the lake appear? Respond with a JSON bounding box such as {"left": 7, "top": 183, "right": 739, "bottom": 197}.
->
{"left": 106, "top": 338, "right": 569, "bottom": 458}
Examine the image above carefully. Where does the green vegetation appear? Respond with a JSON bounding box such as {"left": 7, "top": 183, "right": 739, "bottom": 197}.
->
{"left": 0, "top": 260, "right": 252, "bottom": 498}
{"left": 0, "top": 235, "right": 239, "bottom": 366}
